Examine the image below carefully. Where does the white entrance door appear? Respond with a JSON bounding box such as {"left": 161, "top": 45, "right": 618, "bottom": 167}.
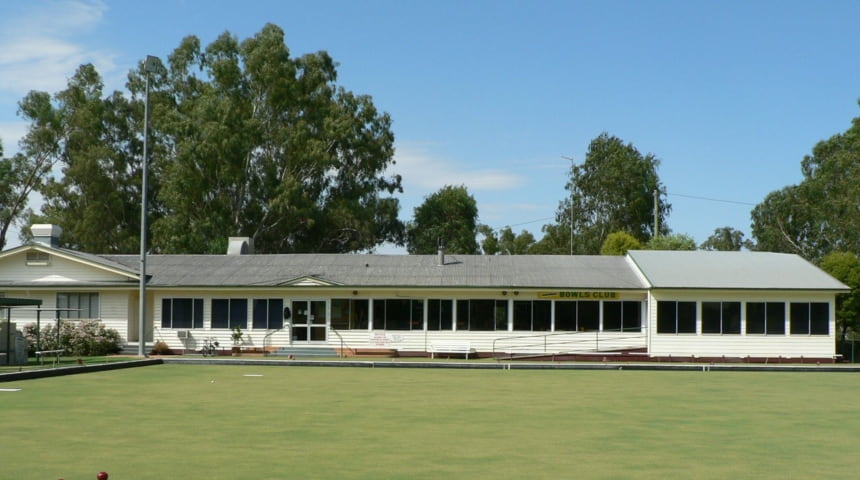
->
{"left": 291, "top": 300, "right": 327, "bottom": 342}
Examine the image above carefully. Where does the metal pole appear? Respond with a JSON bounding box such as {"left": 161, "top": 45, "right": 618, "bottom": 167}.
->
{"left": 139, "top": 55, "right": 157, "bottom": 357}
{"left": 36, "top": 308, "right": 41, "bottom": 355}
{"left": 653, "top": 189, "right": 659, "bottom": 237}
{"left": 4, "top": 308, "right": 9, "bottom": 365}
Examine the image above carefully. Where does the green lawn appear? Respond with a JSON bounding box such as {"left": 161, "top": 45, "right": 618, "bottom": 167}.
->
{"left": 2, "top": 365, "right": 858, "bottom": 479}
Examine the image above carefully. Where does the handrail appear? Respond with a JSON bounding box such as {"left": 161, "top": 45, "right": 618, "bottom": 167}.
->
{"left": 328, "top": 328, "right": 356, "bottom": 358}
{"left": 262, "top": 324, "right": 288, "bottom": 356}
{"left": 492, "top": 330, "right": 647, "bottom": 358}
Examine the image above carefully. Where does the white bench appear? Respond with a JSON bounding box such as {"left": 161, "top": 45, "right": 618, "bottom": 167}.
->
{"left": 430, "top": 342, "right": 476, "bottom": 359}
{"left": 35, "top": 349, "right": 64, "bottom": 366}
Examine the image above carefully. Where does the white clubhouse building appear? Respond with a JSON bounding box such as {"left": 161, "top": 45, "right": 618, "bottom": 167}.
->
{"left": 0, "top": 225, "right": 849, "bottom": 362}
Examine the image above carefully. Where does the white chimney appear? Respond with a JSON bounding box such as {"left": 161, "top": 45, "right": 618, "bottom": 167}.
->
{"left": 31, "top": 224, "right": 62, "bottom": 248}
{"left": 227, "top": 237, "right": 254, "bottom": 255}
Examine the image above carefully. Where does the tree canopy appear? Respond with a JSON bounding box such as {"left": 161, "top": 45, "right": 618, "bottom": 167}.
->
{"left": 600, "top": 231, "right": 643, "bottom": 255}
{"left": 700, "top": 226, "right": 754, "bottom": 251}
{"left": 406, "top": 185, "right": 479, "bottom": 255}
{"left": 479, "top": 225, "right": 536, "bottom": 255}
{"left": 646, "top": 233, "right": 696, "bottom": 251}
{"left": 751, "top": 109, "right": 860, "bottom": 262}
{"left": 535, "top": 133, "right": 669, "bottom": 254}
{"left": 25, "top": 24, "right": 403, "bottom": 254}
{"left": 819, "top": 251, "right": 860, "bottom": 340}
{"left": 0, "top": 138, "right": 54, "bottom": 250}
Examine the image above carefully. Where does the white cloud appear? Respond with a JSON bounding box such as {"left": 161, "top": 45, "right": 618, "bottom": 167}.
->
{"left": 392, "top": 142, "right": 525, "bottom": 196}
{"left": 0, "top": 0, "right": 115, "bottom": 98}
{"left": 0, "top": 122, "right": 30, "bottom": 154}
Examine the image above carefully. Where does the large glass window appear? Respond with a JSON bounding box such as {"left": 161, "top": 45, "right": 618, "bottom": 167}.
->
{"left": 513, "top": 300, "right": 551, "bottom": 331}
{"left": 456, "top": 300, "right": 508, "bottom": 331}
{"left": 790, "top": 302, "right": 829, "bottom": 335}
{"left": 373, "top": 299, "right": 423, "bottom": 330}
{"left": 746, "top": 302, "right": 785, "bottom": 335}
{"left": 602, "top": 301, "right": 641, "bottom": 332}
{"left": 657, "top": 301, "right": 696, "bottom": 334}
{"left": 331, "top": 299, "right": 369, "bottom": 330}
{"left": 427, "top": 299, "right": 453, "bottom": 331}
{"left": 253, "top": 298, "right": 284, "bottom": 330}
{"left": 57, "top": 292, "right": 99, "bottom": 319}
{"left": 554, "top": 301, "right": 600, "bottom": 331}
{"left": 162, "top": 298, "right": 203, "bottom": 329}
{"left": 701, "top": 302, "right": 741, "bottom": 334}
{"left": 211, "top": 298, "right": 248, "bottom": 329}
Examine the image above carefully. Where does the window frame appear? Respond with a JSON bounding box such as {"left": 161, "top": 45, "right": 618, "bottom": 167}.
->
{"left": 789, "top": 302, "right": 829, "bottom": 336}
{"left": 331, "top": 298, "right": 369, "bottom": 330}
{"left": 56, "top": 292, "right": 100, "bottom": 320}
{"left": 745, "top": 302, "right": 785, "bottom": 335}
{"left": 656, "top": 301, "right": 697, "bottom": 334}
{"left": 253, "top": 298, "right": 284, "bottom": 330}
{"left": 701, "top": 301, "right": 741, "bottom": 335}
{"left": 161, "top": 298, "right": 204, "bottom": 329}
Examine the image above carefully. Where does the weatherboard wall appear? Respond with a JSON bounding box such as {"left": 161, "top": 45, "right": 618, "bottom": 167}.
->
{"left": 646, "top": 289, "right": 837, "bottom": 359}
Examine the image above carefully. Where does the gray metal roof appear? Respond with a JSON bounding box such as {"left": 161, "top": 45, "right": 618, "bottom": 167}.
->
{"left": 627, "top": 250, "right": 849, "bottom": 291}
{"left": 101, "top": 254, "right": 647, "bottom": 290}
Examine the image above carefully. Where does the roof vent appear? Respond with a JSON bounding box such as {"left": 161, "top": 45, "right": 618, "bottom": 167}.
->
{"left": 227, "top": 237, "right": 254, "bottom": 255}
{"left": 437, "top": 245, "right": 446, "bottom": 266}
{"left": 31, "top": 224, "right": 62, "bottom": 248}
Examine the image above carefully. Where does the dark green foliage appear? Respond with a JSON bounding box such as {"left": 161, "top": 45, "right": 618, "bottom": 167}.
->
{"left": 407, "top": 185, "right": 479, "bottom": 254}
{"left": 479, "top": 225, "right": 536, "bottom": 255}
{"left": 700, "top": 226, "right": 754, "bottom": 251}
{"left": 646, "top": 233, "right": 697, "bottom": 251}
{"left": 751, "top": 109, "right": 860, "bottom": 261}
{"left": 26, "top": 24, "right": 403, "bottom": 254}
{"left": 536, "top": 133, "right": 669, "bottom": 254}
{"left": 820, "top": 251, "right": 860, "bottom": 340}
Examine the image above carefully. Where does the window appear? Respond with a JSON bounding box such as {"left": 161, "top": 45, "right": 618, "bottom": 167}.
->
{"left": 372, "top": 299, "right": 423, "bottom": 330}
{"left": 657, "top": 301, "right": 696, "bottom": 334}
{"left": 162, "top": 298, "right": 203, "bottom": 329}
{"left": 253, "top": 298, "right": 284, "bottom": 330}
{"left": 602, "top": 301, "right": 641, "bottom": 332}
{"left": 555, "top": 301, "right": 600, "bottom": 331}
{"left": 513, "top": 300, "right": 551, "bottom": 331}
{"left": 26, "top": 251, "right": 50, "bottom": 266}
{"left": 211, "top": 299, "right": 247, "bottom": 329}
{"left": 57, "top": 292, "right": 99, "bottom": 319}
{"left": 746, "top": 302, "right": 785, "bottom": 335}
{"left": 456, "top": 300, "right": 508, "bottom": 331}
{"left": 331, "top": 299, "right": 369, "bottom": 330}
{"left": 701, "top": 302, "right": 741, "bottom": 334}
{"left": 427, "top": 299, "right": 453, "bottom": 331}
{"left": 790, "top": 302, "right": 829, "bottom": 335}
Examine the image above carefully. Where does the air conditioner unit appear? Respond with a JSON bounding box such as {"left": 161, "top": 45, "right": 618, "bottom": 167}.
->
{"left": 177, "top": 330, "right": 190, "bottom": 339}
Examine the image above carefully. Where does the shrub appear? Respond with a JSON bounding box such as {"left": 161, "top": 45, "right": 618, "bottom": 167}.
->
{"left": 151, "top": 340, "right": 172, "bottom": 355}
{"left": 24, "top": 320, "right": 122, "bottom": 356}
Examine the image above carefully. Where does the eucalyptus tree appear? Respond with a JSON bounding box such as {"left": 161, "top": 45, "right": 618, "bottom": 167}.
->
{"left": 26, "top": 23, "right": 403, "bottom": 254}
{"left": 536, "top": 133, "right": 669, "bottom": 254}
{"left": 20, "top": 65, "right": 144, "bottom": 253}
{"left": 0, "top": 137, "right": 58, "bottom": 250}
{"left": 479, "top": 225, "right": 536, "bottom": 255}
{"left": 751, "top": 110, "right": 860, "bottom": 262}
{"left": 406, "top": 185, "right": 480, "bottom": 255}
{"left": 700, "top": 226, "right": 754, "bottom": 251}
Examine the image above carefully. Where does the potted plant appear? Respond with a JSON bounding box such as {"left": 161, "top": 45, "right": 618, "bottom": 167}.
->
{"left": 231, "top": 325, "right": 244, "bottom": 355}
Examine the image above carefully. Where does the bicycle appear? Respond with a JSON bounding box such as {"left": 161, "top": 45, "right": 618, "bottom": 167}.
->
{"left": 201, "top": 337, "right": 220, "bottom": 357}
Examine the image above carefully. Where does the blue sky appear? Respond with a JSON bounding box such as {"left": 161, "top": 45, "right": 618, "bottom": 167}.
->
{"left": 1, "top": 0, "right": 859, "bottom": 252}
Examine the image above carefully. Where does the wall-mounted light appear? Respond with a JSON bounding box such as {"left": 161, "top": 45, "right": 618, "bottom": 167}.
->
{"left": 513, "top": 291, "right": 519, "bottom": 296}
{"left": 502, "top": 291, "right": 508, "bottom": 296}
{"left": 352, "top": 290, "right": 358, "bottom": 296}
